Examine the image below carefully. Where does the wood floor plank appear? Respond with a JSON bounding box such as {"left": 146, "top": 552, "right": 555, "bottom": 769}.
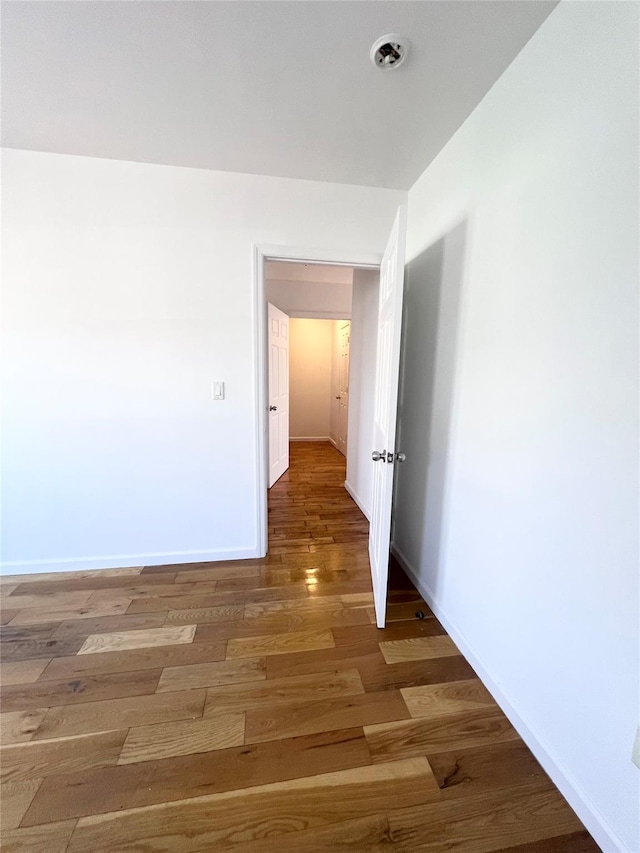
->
{"left": 0, "top": 567, "right": 142, "bottom": 585}
{"left": 52, "top": 610, "right": 168, "bottom": 638}
{"left": 87, "top": 580, "right": 219, "bottom": 602}
{"left": 305, "top": 578, "right": 374, "bottom": 597}
{"left": 380, "top": 634, "right": 461, "bottom": 663}
{"left": 247, "top": 607, "right": 372, "bottom": 630}
{"left": 265, "top": 638, "right": 382, "bottom": 679}
{"left": 402, "top": 679, "right": 496, "bottom": 718}
{"left": 333, "top": 620, "right": 447, "bottom": 647}
{"left": 65, "top": 758, "right": 439, "bottom": 853}
{"left": 387, "top": 781, "right": 585, "bottom": 853}
{"left": 0, "top": 669, "right": 161, "bottom": 713}
{"left": 196, "top": 608, "right": 370, "bottom": 643}
{"left": 39, "top": 639, "right": 226, "bottom": 681}
{"left": 1, "top": 622, "right": 62, "bottom": 642}
{"left": 1, "top": 590, "right": 93, "bottom": 610}
{"left": 491, "top": 831, "right": 601, "bottom": 852}
{"left": 277, "top": 550, "right": 366, "bottom": 568}
{"left": 0, "top": 777, "right": 43, "bottom": 829}
{"left": 10, "top": 573, "right": 175, "bottom": 595}
{"left": 244, "top": 594, "right": 346, "bottom": 617}
{"left": 0, "top": 819, "right": 77, "bottom": 853}
{"left": 0, "top": 608, "right": 20, "bottom": 625}
{"left": 127, "top": 583, "right": 309, "bottom": 612}
{"left": 224, "top": 566, "right": 363, "bottom": 589}
{"left": 140, "top": 557, "right": 274, "bottom": 576}
{"left": 0, "top": 729, "right": 127, "bottom": 781}
{"left": 359, "top": 654, "right": 477, "bottom": 693}
{"left": 157, "top": 656, "right": 266, "bottom": 692}
{"left": 376, "top": 600, "right": 434, "bottom": 623}
{"left": 118, "top": 712, "right": 245, "bottom": 764}
{"left": 227, "top": 628, "right": 335, "bottom": 659}
{"left": 341, "top": 592, "right": 374, "bottom": 605}
{"left": 174, "top": 566, "right": 260, "bottom": 583}
{"left": 31, "top": 689, "right": 206, "bottom": 740}
{"left": 364, "top": 709, "right": 520, "bottom": 763}
{"left": 225, "top": 814, "right": 394, "bottom": 853}
{"left": 0, "top": 636, "right": 85, "bottom": 661}
{"left": 77, "top": 623, "right": 196, "bottom": 655}
{"left": 8, "top": 599, "right": 131, "bottom": 626}
{"left": 0, "top": 659, "right": 50, "bottom": 686}
{"left": 204, "top": 669, "right": 365, "bottom": 716}
{"left": 426, "top": 739, "right": 548, "bottom": 799}
{"left": 166, "top": 603, "right": 243, "bottom": 624}
{"left": 245, "top": 689, "right": 410, "bottom": 744}
{"left": 23, "top": 728, "right": 372, "bottom": 825}
{"left": 0, "top": 709, "right": 49, "bottom": 745}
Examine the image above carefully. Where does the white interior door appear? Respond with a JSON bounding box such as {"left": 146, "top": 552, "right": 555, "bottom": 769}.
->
{"left": 268, "top": 303, "right": 290, "bottom": 488}
{"left": 369, "top": 206, "right": 408, "bottom": 628}
{"left": 337, "top": 320, "right": 350, "bottom": 455}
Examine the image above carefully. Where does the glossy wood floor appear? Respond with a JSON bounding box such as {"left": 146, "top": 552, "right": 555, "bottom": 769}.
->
{"left": 0, "top": 442, "right": 599, "bottom": 852}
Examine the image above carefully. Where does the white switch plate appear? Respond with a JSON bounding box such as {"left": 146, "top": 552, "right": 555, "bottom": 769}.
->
{"left": 211, "top": 381, "right": 225, "bottom": 400}
{"left": 632, "top": 725, "right": 640, "bottom": 769}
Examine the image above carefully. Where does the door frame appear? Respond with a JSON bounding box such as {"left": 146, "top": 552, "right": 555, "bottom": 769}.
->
{"left": 253, "top": 243, "right": 382, "bottom": 557}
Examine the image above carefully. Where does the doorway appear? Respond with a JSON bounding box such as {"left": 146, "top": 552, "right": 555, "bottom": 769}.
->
{"left": 254, "top": 249, "right": 382, "bottom": 555}
{"left": 253, "top": 206, "right": 407, "bottom": 627}
{"left": 263, "top": 261, "right": 380, "bottom": 525}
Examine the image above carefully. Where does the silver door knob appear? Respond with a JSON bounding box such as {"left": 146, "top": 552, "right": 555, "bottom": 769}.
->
{"left": 396, "top": 452, "right": 406, "bottom": 462}
{"left": 269, "top": 405, "right": 277, "bottom": 411}
{"left": 371, "top": 450, "right": 385, "bottom": 461}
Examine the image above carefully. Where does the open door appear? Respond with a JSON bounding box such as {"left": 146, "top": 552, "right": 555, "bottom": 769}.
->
{"left": 369, "top": 207, "right": 408, "bottom": 628}
{"left": 337, "top": 320, "right": 350, "bottom": 455}
{"left": 268, "top": 302, "right": 290, "bottom": 487}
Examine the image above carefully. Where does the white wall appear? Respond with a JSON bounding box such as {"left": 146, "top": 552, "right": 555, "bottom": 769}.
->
{"left": 346, "top": 269, "right": 380, "bottom": 519}
{"left": 393, "top": 3, "right": 639, "bottom": 851}
{"left": 265, "top": 263, "right": 353, "bottom": 319}
{"left": 1, "top": 149, "right": 405, "bottom": 571}
{"left": 266, "top": 279, "right": 352, "bottom": 318}
{"left": 289, "top": 319, "right": 333, "bottom": 440}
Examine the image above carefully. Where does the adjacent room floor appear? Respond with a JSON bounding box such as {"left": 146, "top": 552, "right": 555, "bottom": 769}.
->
{"left": 0, "top": 442, "right": 598, "bottom": 851}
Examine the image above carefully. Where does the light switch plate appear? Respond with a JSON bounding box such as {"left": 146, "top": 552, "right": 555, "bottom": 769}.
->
{"left": 211, "top": 381, "right": 225, "bottom": 401}
{"left": 632, "top": 725, "right": 640, "bottom": 769}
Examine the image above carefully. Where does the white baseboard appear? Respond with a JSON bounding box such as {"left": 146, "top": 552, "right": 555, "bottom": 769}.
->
{"left": 344, "top": 480, "right": 370, "bottom": 521}
{"left": 0, "top": 547, "right": 260, "bottom": 577}
{"left": 289, "top": 436, "right": 331, "bottom": 442}
{"left": 390, "top": 542, "right": 625, "bottom": 853}
{"left": 328, "top": 436, "right": 339, "bottom": 450}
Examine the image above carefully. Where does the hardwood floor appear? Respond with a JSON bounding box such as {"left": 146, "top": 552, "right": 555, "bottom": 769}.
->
{"left": 0, "top": 441, "right": 599, "bottom": 851}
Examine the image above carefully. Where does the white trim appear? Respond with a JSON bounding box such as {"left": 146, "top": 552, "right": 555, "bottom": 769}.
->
{"left": 345, "top": 479, "right": 371, "bottom": 521}
{"left": 390, "top": 542, "right": 629, "bottom": 853}
{"left": 290, "top": 436, "right": 331, "bottom": 442}
{"left": 253, "top": 244, "right": 269, "bottom": 557}
{"left": 0, "top": 547, "right": 260, "bottom": 576}
{"left": 328, "top": 436, "right": 339, "bottom": 450}
{"left": 288, "top": 310, "right": 352, "bottom": 320}
{"left": 253, "top": 243, "right": 382, "bottom": 558}
{"left": 258, "top": 245, "right": 382, "bottom": 269}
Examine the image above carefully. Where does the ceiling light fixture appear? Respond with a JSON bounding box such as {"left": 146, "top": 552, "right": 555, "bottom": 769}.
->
{"left": 370, "top": 34, "right": 410, "bottom": 71}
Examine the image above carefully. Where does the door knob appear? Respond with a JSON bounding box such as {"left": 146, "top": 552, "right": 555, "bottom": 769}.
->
{"left": 269, "top": 405, "right": 277, "bottom": 411}
{"left": 371, "top": 450, "right": 386, "bottom": 461}
{"left": 396, "top": 452, "right": 406, "bottom": 462}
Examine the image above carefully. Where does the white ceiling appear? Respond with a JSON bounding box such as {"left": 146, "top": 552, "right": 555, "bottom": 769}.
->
{"left": 1, "top": 1, "right": 557, "bottom": 190}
